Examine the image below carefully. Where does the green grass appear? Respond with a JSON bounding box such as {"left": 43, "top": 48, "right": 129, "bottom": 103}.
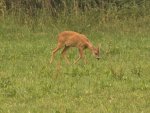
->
{"left": 0, "top": 17, "right": 150, "bottom": 113}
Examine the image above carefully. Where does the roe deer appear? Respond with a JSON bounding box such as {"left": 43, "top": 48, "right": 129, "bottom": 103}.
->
{"left": 50, "top": 31, "right": 100, "bottom": 64}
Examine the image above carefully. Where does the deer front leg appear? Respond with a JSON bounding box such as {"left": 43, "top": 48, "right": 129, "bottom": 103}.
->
{"left": 74, "top": 48, "right": 84, "bottom": 64}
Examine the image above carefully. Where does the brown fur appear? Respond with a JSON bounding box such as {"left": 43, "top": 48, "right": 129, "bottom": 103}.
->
{"left": 50, "top": 31, "right": 100, "bottom": 64}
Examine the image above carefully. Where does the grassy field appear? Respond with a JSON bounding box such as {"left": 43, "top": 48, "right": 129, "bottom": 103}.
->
{"left": 0, "top": 16, "right": 150, "bottom": 113}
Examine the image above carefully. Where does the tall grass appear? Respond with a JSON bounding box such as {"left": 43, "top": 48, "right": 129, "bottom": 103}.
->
{"left": 0, "top": 0, "right": 150, "bottom": 113}
{"left": 1, "top": 0, "right": 150, "bottom": 30}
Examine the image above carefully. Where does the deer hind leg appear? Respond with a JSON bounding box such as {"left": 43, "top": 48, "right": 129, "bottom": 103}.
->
{"left": 50, "top": 43, "right": 63, "bottom": 64}
{"left": 61, "top": 46, "right": 70, "bottom": 64}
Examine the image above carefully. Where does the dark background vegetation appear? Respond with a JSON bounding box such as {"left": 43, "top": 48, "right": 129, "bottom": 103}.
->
{"left": 1, "top": 0, "right": 150, "bottom": 21}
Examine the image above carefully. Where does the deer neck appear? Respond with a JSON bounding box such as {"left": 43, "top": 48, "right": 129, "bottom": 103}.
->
{"left": 87, "top": 42, "right": 95, "bottom": 52}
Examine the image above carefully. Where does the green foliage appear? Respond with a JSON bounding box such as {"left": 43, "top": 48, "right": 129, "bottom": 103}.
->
{"left": 2, "top": 0, "right": 150, "bottom": 23}
{"left": 0, "top": 15, "right": 150, "bottom": 112}
{"left": 0, "top": 0, "right": 150, "bottom": 112}
{"left": 0, "top": 0, "right": 5, "bottom": 19}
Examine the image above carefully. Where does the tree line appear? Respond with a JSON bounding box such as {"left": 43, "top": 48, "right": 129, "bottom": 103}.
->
{"left": 0, "top": 0, "right": 149, "bottom": 17}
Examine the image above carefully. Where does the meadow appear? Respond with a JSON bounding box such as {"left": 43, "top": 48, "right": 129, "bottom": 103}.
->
{"left": 0, "top": 10, "right": 150, "bottom": 113}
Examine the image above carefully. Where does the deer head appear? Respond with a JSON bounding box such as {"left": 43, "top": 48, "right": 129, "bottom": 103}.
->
{"left": 92, "top": 44, "right": 101, "bottom": 60}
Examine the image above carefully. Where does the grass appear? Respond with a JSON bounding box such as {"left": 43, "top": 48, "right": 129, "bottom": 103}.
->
{"left": 0, "top": 16, "right": 150, "bottom": 113}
